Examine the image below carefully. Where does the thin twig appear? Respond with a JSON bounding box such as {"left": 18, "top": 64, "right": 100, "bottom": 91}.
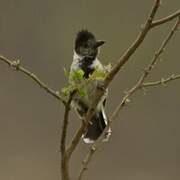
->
{"left": 111, "top": 15, "right": 180, "bottom": 137}
{"left": 61, "top": 91, "right": 76, "bottom": 180}
{"left": 78, "top": 145, "right": 96, "bottom": 180}
{"left": 0, "top": 55, "right": 66, "bottom": 105}
{"left": 151, "top": 9, "right": 180, "bottom": 28}
{"left": 77, "top": 16, "right": 180, "bottom": 180}
{"left": 142, "top": 74, "right": 180, "bottom": 87}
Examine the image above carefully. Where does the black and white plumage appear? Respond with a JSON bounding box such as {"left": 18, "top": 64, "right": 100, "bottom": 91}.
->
{"left": 70, "top": 30, "right": 111, "bottom": 143}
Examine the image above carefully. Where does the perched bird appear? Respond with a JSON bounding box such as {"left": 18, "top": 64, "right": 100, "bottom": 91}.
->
{"left": 70, "top": 30, "right": 111, "bottom": 143}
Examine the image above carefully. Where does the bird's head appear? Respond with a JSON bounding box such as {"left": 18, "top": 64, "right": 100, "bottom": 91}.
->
{"left": 75, "top": 30, "right": 105, "bottom": 58}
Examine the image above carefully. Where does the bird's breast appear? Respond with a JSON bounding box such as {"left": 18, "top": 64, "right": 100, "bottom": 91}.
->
{"left": 79, "top": 57, "right": 95, "bottom": 78}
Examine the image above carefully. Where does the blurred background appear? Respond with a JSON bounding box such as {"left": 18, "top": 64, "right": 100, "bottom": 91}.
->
{"left": 0, "top": 0, "right": 179, "bottom": 180}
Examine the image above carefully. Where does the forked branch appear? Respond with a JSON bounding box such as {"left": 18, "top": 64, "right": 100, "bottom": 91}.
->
{"left": 77, "top": 16, "right": 180, "bottom": 180}
{"left": 0, "top": 1, "right": 179, "bottom": 180}
{"left": 151, "top": 9, "right": 180, "bottom": 28}
{"left": 66, "top": 0, "right": 162, "bottom": 165}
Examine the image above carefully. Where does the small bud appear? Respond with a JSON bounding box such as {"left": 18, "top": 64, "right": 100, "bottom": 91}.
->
{"left": 11, "top": 59, "right": 21, "bottom": 70}
{"left": 125, "top": 98, "right": 131, "bottom": 104}
{"left": 56, "top": 91, "right": 60, "bottom": 95}
{"left": 170, "top": 74, "right": 175, "bottom": 79}
{"left": 161, "top": 78, "right": 167, "bottom": 86}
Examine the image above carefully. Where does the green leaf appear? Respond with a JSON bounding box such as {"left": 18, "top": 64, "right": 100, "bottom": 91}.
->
{"left": 89, "top": 69, "right": 107, "bottom": 80}
{"left": 70, "top": 69, "right": 85, "bottom": 81}
{"left": 94, "top": 70, "right": 106, "bottom": 78}
{"left": 61, "top": 86, "right": 70, "bottom": 96}
{"left": 61, "top": 83, "right": 77, "bottom": 96}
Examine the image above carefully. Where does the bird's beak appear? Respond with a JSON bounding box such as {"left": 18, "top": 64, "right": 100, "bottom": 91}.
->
{"left": 95, "top": 40, "right": 105, "bottom": 48}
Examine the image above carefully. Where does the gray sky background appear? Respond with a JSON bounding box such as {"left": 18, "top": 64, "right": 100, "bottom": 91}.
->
{"left": 0, "top": 0, "right": 180, "bottom": 180}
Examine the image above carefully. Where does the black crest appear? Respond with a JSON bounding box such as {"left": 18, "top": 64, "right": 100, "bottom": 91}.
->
{"left": 74, "top": 30, "right": 105, "bottom": 58}
{"left": 75, "top": 30, "right": 96, "bottom": 50}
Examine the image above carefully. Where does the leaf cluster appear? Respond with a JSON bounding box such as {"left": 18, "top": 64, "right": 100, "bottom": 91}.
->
{"left": 62, "top": 64, "right": 111, "bottom": 98}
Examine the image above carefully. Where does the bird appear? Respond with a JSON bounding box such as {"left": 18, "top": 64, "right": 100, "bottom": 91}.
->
{"left": 69, "top": 30, "right": 111, "bottom": 143}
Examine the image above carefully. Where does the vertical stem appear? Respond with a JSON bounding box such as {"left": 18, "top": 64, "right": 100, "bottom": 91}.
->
{"left": 60, "top": 91, "right": 75, "bottom": 180}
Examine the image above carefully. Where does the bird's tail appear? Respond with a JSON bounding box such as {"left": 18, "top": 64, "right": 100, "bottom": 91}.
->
{"left": 82, "top": 109, "right": 111, "bottom": 143}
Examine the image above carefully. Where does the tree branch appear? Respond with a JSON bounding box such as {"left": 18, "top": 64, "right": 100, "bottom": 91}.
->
{"left": 77, "top": 16, "right": 180, "bottom": 180}
{"left": 61, "top": 91, "right": 75, "bottom": 180}
{"left": 77, "top": 145, "right": 96, "bottom": 180}
{"left": 104, "top": 0, "right": 161, "bottom": 86}
{"left": 0, "top": 55, "right": 66, "bottom": 105}
{"left": 142, "top": 74, "right": 180, "bottom": 87}
{"left": 151, "top": 9, "right": 180, "bottom": 28}
{"left": 66, "top": 0, "right": 161, "bottom": 162}
{"left": 1, "top": 1, "right": 179, "bottom": 180}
